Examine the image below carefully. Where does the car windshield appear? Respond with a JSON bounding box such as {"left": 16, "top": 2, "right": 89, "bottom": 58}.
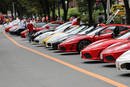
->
{"left": 41, "top": 23, "right": 49, "bottom": 28}
{"left": 54, "top": 24, "right": 71, "bottom": 33}
{"left": 78, "top": 26, "right": 95, "bottom": 34}
{"left": 65, "top": 26, "right": 80, "bottom": 33}
{"left": 48, "top": 23, "right": 59, "bottom": 27}
{"left": 55, "top": 22, "right": 71, "bottom": 30}
{"left": 35, "top": 22, "right": 46, "bottom": 27}
{"left": 68, "top": 26, "right": 87, "bottom": 34}
{"left": 117, "top": 32, "right": 130, "bottom": 39}
{"left": 87, "top": 26, "right": 115, "bottom": 35}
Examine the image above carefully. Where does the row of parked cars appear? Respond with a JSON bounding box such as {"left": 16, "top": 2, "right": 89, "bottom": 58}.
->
{"left": 3, "top": 19, "right": 130, "bottom": 72}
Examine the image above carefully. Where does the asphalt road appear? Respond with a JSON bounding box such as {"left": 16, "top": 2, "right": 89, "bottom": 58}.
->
{"left": 0, "top": 26, "right": 130, "bottom": 87}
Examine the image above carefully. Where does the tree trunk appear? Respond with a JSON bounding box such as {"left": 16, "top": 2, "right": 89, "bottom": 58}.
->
{"left": 58, "top": 0, "right": 61, "bottom": 17}
{"left": 88, "top": 0, "right": 94, "bottom": 26}
{"left": 52, "top": 2, "right": 56, "bottom": 20}
{"left": 61, "top": 0, "right": 69, "bottom": 21}
{"left": 45, "top": 0, "right": 50, "bottom": 21}
{"left": 124, "top": 0, "right": 130, "bottom": 24}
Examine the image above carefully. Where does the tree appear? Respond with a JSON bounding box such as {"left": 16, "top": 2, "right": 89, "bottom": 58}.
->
{"left": 123, "top": 0, "right": 130, "bottom": 24}
{"left": 88, "top": 0, "right": 95, "bottom": 26}
{"left": 77, "top": 0, "right": 95, "bottom": 25}
{"left": 61, "top": 0, "right": 69, "bottom": 21}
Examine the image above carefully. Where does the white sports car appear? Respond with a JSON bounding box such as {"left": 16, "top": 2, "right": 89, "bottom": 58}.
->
{"left": 116, "top": 50, "right": 130, "bottom": 71}
{"left": 34, "top": 22, "right": 72, "bottom": 44}
{"left": 4, "top": 19, "right": 20, "bottom": 28}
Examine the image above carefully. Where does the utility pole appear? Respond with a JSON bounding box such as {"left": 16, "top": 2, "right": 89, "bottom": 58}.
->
{"left": 12, "top": 2, "right": 15, "bottom": 18}
{"left": 106, "top": 0, "right": 110, "bottom": 19}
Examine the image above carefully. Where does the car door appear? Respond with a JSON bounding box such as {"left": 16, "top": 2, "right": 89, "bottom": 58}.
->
{"left": 93, "top": 26, "right": 115, "bottom": 41}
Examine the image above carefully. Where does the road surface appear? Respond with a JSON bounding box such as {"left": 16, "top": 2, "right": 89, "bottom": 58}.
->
{"left": 0, "top": 26, "right": 130, "bottom": 87}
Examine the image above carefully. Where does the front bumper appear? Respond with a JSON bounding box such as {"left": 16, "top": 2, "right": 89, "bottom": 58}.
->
{"left": 102, "top": 51, "right": 126, "bottom": 63}
{"left": 58, "top": 42, "right": 77, "bottom": 52}
{"left": 116, "top": 61, "right": 130, "bottom": 71}
{"left": 81, "top": 49, "right": 102, "bottom": 60}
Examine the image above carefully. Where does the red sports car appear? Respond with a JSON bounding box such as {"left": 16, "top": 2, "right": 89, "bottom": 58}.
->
{"left": 81, "top": 31, "right": 130, "bottom": 60}
{"left": 58, "top": 24, "right": 130, "bottom": 52}
{"left": 100, "top": 41, "right": 130, "bottom": 63}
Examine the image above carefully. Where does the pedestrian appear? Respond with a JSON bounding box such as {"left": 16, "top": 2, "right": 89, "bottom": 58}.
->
{"left": 27, "top": 20, "right": 34, "bottom": 42}
{"left": 46, "top": 16, "right": 49, "bottom": 22}
{"left": 42, "top": 16, "right": 46, "bottom": 22}
{"left": 97, "top": 13, "right": 105, "bottom": 24}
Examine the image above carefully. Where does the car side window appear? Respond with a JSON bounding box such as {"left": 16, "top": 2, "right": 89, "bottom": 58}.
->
{"left": 99, "top": 26, "right": 115, "bottom": 34}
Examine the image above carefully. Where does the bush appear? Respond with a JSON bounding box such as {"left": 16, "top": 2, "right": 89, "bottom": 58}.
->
{"left": 68, "top": 8, "right": 80, "bottom": 18}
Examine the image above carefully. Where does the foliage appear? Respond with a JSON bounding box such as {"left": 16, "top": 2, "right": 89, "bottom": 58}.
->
{"left": 68, "top": 7, "right": 80, "bottom": 18}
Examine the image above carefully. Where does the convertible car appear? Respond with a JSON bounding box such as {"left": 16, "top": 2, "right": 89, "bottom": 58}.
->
{"left": 42, "top": 25, "right": 82, "bottom": 47}
{"left": 9, "top": 20, "right": 31, "bottom": 35}
{"left": 58, "top": 24, "right": 129, "bottom": 52}
{"left": 50, "top": 26, "right": 100, "bottom": 50}
{"left": 43, "top": 25, "right": 88, "bottom": 49}
{"left": 33, "top": 22, "right": 72, "bottom": 44}
{"left": 5, "top": 19, "right": 20, "bottom": 32}
{"left": 100, "top": 40, "right": 130, "bottom": 63}
{"left": 81, "top": 30, "right": 130, "bottom": 61}
{"left": 116, "top": 50, "right": 130, "bottom": 71}
{"left": 20, "top": 21, "right": 61, "bottom": 38}
{"left": 31, "top": 22, "right": 71, "bottom": 42}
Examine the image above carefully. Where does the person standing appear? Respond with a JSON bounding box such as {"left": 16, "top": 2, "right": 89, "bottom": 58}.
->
{"left": 27, "top": 20, "right": 34, "bottom": 42}
{"left": 97, "top": 13, "right": 105, "bottom": 24}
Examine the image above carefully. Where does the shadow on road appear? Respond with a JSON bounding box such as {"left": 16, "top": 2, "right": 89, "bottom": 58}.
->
{"left": 36, "top": 45, "right": 45, "bottom": 47}
{"left": 83, "top": 61, "right": 105, "bottom": 64}
{"left": 119, "top": 73, "right": 130, "bottom": 77}
{"left": 48, "top": 48, "right": 56, "bottom": 50}
{"left": 103, "top": 64, "right": 116, "bottom": 68}
{"left": 60, "top": 52, "right": 79, "bottom": 56}
{"left": 53, "top": 50, "right": 64, "bottom": 53}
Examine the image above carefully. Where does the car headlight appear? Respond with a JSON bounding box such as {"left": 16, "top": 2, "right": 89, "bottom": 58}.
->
{"left": 100, "top": 53, "right": 103, "bottom": 60}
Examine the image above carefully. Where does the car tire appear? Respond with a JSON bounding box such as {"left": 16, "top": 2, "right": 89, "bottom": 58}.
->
{"left": 77, "top": 40, "right": 91, "bottom": 52}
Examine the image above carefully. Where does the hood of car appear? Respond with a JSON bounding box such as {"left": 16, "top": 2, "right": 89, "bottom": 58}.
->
{"left": 83, "top": 39, "right": 121, "bottom": 50}
{"left": 88, "top": 39, "right": 111, "bottom": 47}
{"left": 116, "top": 50, "right": 130, "bottom": 62}
{"left": 47, "top": 33, "right": 68, "bottom": 43}
{"left": 102, "top": 42, "right": 130, "bottom": 54}
{"left": 35, "top": 31, "right": 54, "bottom": 40}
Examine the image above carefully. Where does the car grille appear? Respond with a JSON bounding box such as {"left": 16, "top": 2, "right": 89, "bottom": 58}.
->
{"left": 84, "top": 53, "right": 92, "bottom": 59}
{"left": 121, "top": 63, "right": 130, "bottom": 70}
{"left": 105, "top": 56, "right": 115, "bottom": 62}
